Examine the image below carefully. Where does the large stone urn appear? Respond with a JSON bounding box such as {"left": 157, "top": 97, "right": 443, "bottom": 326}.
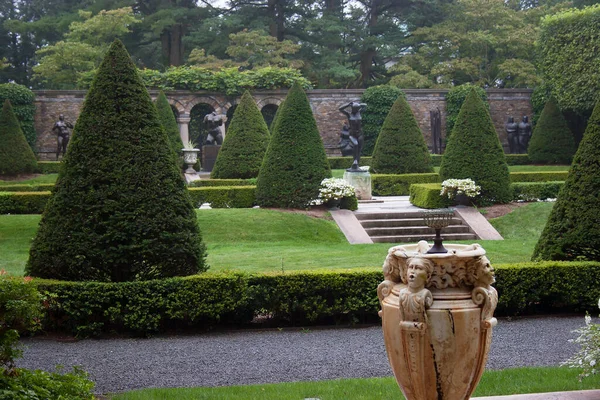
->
{"left": 378, "top": 241, "right": 498, "bottom": 400}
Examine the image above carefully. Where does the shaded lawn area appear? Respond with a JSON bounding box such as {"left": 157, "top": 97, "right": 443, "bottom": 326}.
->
{"left": 1, "top": 203, "right": 554, "bottom": 276}
{"left": 110, "top": 366, "right": 596, "bottom": 399}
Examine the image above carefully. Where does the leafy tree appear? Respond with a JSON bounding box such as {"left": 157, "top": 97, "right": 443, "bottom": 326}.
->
{"left": 360, "top": 85, "right": 404, "bottom": 155}
{"left": 211, "top": 91, "right": 270, "bottom": 179}
{"left": 527, "top": 98, "right": 576, "bottom": 164}
{"left": 439, "top": 89, "right": 511, "bottom": 204}
{"left": 371, "top": 94, "right": 433, "bottom": 174}
{"left": 27, "top": 40, "right": 206, "bottom": 282}
{"left": 0, "top": 83, "right": 37, "bottom": 149}
{"left": 532, "top": 99, "right": 600, "bottom": 261}
{"left": 155, "top": 90, "right": 183, "bottom": 156}
{"left": 256, "top": 83, "right": 331, "bottom": 207}
{"left": 226, "top": 29, "right": 301, "bottom": 69}
{"left": 0, "top": 100, "right": 37, "bottom": 176}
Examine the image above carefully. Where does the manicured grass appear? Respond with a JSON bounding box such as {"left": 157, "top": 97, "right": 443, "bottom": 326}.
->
{"left": 0, "top": 173, "right": 58, "bottom": 186}
{"left": 110, "top": 366, "right": 597, "bottom": 399}
{"left": 2, "top": 203, "right": 552, "bottom": 276}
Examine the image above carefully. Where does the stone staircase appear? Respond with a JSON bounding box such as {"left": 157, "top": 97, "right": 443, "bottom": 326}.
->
{"left": 355, "top": 210, "right": 477, "bottom": 243}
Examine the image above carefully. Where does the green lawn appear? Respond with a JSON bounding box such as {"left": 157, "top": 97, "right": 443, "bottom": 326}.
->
{"left": 111, "top": 366, "right": 597, "bottom": 399}
{"left": 2, "top": 203, "right": 554, "bottom": 276}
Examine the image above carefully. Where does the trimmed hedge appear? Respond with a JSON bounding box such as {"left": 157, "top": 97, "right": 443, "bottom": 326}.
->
{"left": 372, "top": 173, "right": 440, "bottom": 196}
{"left": 0, "top": 192, "right": 50, "bottom": 214}
{"left": 505, "top": 154, "right": 531, "bottom": 165}
{"left": 188, "top": 179, "right": 256, "bottom": 187}
{"left": 328, "top": 157, "right": 373, "bottom": 170}
{"left": 527, "top": 98, "right": 576, "bottom": 164}
{"left": 31, "top": 262, "right": 600, "bottom": 336}
{"left": 0, "top": 100, "right": 38, "bottom": 175}
{"left": 37, "top": 161, "right": 62, "bottom": 174}
{"left": 155, "top": 91, "right": 184, "bottom": 157}
{"left": 328, "top": 154, "right": 531, "bottom": 169}
{"left": 510, "top": 171, "right": 569, "bottom": 182}
{"left": 409, "top": 183, "right": 450, "bottom": 209}
{"left": 0, "top": 184, "right": 55, "bottom": 192}
{"left": 188, "top": 186, "right": 256, "bottom": 208}
{"left": 445, "top": 84, "right": 488, "bottom": 139}
{"left": 512, "top": 182, "right": 563, "bottom": 201}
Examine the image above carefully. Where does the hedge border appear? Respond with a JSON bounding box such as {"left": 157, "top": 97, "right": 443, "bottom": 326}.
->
{"left": 0, "top": 192, "right": 50, "bottom": 214}
{"left": 187, "top": 179, "right": 256, "bottom": 187}
{"left": 188, "top": 186, "right": 256, "bottom": 208}
{"left": 32, "top": 262, "right": 600, "bottom": 336}
{"left": 36, "top": 161, "right": 62, "bottom": 174}
{"left": 328, "top": 154, "right": 531, "bottom": 170}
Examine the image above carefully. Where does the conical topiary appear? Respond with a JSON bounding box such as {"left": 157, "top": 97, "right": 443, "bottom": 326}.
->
{"left": 155, "top": 91, "right": 184, "bottom": 156}
{"left": 26, "top": 40, "right": 206, "bottom": 282}
{"left": 256, "top": 83, "right": 331, "bottom": 207}
{"left": 0, "top": 99, "right": 38, "bottom": 175}
{"left": 532, "top": 99, "right": 600, "bottom": 261}
{"left": 211, "top": 91, "right": 270, "bottom": 179}
{"left": 371, "top": 94, "right": 433, "bottom": 174}
{"left": 527, "top": 98, "right": 576, "bottom": 165}
{"left": 439, "top": 88, "right": 511, "bottom": 204}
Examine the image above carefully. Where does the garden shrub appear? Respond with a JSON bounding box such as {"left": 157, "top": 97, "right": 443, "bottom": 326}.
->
{"left": 527, "top": 98, "right": 576, "bottom": 165}
{"left": 188, "top": 178, "right": 256, "bottom": 187}
{"left": 504, "top": 154, "right": 531, "bottom": 165}
{"left": 327, "top": 156, "right": 372, "bottom": 170}
{"left": 512, "top": 182, "right": 563, "bottom": 201}
{"left": 371, "top": 94, "right": 433, "bottom": 174}
{"left": 155, "top": 91, "right": 183, "bottom": 157}
{"left": 0, "top": 100, "right": 38, "bottom": 176}
{"left": 533, "top": 99, "right": 600, "bottom": 261}
{"left": 372, "top": 173, "right": 440, "bottom": 196}
{"left": 26, "top": 40, "right": 207, "bottom": 282}
{"left": 328, "top": 154, "right": 529, "bottom": 170}
{"left": 37, "top": 161, "right": 62, "bottom": 174}
{"left": 0, "top": 84, "right": 36, "bottom": 149}
{"left": 360, "top": 85, "right": 404, "bottom": 155}
{"left": 0, "top": 367, "right": 95, "bottom": 400}
{"left": 445, "top": 84, "right": 488, "bottom": 139}
{"left": 211, "top": 91, "right": 270, "bottom": 179}
{"left": 256, "top": 83, "right": 331, "bottom": 208}
{"left": 510, "top": 171, "right": 569, "bottom": 182}
{"left": 409, "top": 183, "right": 450, "bottom": 209}
{"left": 188, "top": 186, "right": 256, "bottom": 208}
{"left": 0, "top": 184, "right": 54, "bottom": 192}
{"left": 439, "top": 89, "right": 512, "bottom": 205}
{"left": 0, "top": 192, "right": 50, "bottom": 214}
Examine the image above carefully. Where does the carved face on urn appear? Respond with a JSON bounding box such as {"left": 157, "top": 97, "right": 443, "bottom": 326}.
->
{"left": 406, "top": 258, "right": 433, "bottom": 291}
{"left": 475, "top": 256, "right": 495, "bottom": 287}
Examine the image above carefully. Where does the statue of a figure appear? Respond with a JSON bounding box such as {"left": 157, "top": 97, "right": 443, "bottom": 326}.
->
{"left": 517, "top": 116, "right": 532, "bottom": 154}
{"left": 203, "top": 111, "right": 223, "bottom": 145}
{"left": 505, "top": 116, "right": 519, "bottom": 154}
{"left": 338, "top": 124, "right": 354, "bottom": 157}
{"left": 52, "top": 114, "right": 73, "bottom": 160}
{"left": 339, "top": 101, "right": 367, "bottom": 172}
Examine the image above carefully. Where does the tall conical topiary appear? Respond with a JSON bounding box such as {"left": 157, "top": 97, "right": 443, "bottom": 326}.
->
{"left": 155, "top": 91, "right": 184, "bottom": 156}
{"left": 532, "top": 99, "right": 600, "bottom": 261}
{"left": 439, "top": 88, "right": 511, "bottom": 204}
{"left": 527, "top": 98, "right": 575, "bottom": 165}
{"left": 256, "top": 83, "right": 331, "bottom": 207}
{"left": 211, "top": 91, "right": 270, "bottom": 179}
{"left": 0, "top": 99, "right": 37, "bottom": 175}
{"left": 371, "top": 94, "right": 433, "bottom": 174}
{"left": 26, "top": 40, "right": 206, "bottom": 282}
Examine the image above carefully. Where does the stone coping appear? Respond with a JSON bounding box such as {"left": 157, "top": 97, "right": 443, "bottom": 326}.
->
{"left": 472, "top": 389, "right": 600, "bottom": 399}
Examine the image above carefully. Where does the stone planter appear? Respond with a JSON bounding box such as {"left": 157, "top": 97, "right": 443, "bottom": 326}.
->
{"left": 326, "top": 198, "right": 342, "bottom": 210}
{"left": 378, "top": 241, "right": 497, "bottom": 400}
{"left": 452, "top": 193, "right": 472, "bottom": 206}
{"left": 182, "top": 148, "right": 200, "bottom": 174}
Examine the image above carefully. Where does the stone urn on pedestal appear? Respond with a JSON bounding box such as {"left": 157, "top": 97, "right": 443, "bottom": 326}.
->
{"left": 378, "top": 236, "right": 497, "bottom": 400}
{"left": 182, "top": 146, "right": 200, "bottom": 174}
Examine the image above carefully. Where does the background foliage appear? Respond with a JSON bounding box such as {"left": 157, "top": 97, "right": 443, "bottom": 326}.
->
{"left": 0, "top": 84, "right": 36, "bottom": 149}
{"left": 359, "top": 85, "right": 404, "bottom": 156}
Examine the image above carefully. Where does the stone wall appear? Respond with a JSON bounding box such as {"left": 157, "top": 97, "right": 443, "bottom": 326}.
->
{"left": 33, "top": 89, "right": 532, "bottom": 160}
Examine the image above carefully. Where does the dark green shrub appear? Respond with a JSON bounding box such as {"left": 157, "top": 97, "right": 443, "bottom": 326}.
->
{"left": 0, "top": 184, "right": 54, "bottom": 192}
{"left": 188, "top": 178, "right": 256, "bottom": 187}
{"left": 531, "top": 82, "right": 552, "bottom": 127}
{"left": 26, "top": 40, "right": 207, "bottom": 282}
{"left": 505, "top": 154, "right": 531, "bottom": 165}
{"left": 527, "top": 98, "right": 576, "bottom": 164}
{"left": 510, "top": 171, "right": 569, "bottom": 182}
{"left": 445, "top": 84, "right": 488, "bottom": 138}
{"left": 211, "top": 91, "right": 269, "bottom": 179}
{"left": 0, "top": 100, "right": 38, "bottom": 176}
{"left": 512, "top": 181, "right": 563, "bottom": 201}
{"left": 37, "top": 161, "right": 62, "bottom": 174}
{"left": 0, "top": 84, "right": 36, "bottom": 149}
{"left": 155, "top": 91, "right": 183, "bottom": 157}
{"left": 188, "top": 186, "right": 256, "bottom": 208}
{"left": 0, "top": 192, "right": 50, "bottom": 214}
{"left": 533, "top": 99, "right": 600, "bottom": 261}
{"left": 360, "top": 85, "right": 404, "bottom": 156}
{"left": 0, "top": 367, "right": 95, "bottom": 400}
{"left": 409, "top": 183, "right": 451, "bottom": 209}
{"left": 439, "top": 89, "right": 512, "bottom": 204}
{"left": 371, "top": 94, "right": 433, "bottom": 174}
{"left": 256, "top": 84, "right": 331, "bottom": 208}
{"left": 327, "top": 156, "right": 372, "bottom": 170}
{"left": 372, "top": 173, "right": 440, "bottom": 196}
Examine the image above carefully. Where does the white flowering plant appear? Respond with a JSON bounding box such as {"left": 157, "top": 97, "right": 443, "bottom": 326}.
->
{"left": 562, "top": 298, "right": 600, "bottom": 381}
{"left": 440, "top": 178, "right": 481, "bottom": 199}
{"left": 312, "top": 178, "right": 356, "bottom": 205}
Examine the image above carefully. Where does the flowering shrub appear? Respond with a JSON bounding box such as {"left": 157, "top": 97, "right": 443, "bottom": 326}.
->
{"left": 440, "top": 178, "right": 481, "bottom": 199}
{"left": 312, "top": 178, "right": 356, "bottom": 205}
{"left": 562, "top": 298, "right": 600, "bottom": 380}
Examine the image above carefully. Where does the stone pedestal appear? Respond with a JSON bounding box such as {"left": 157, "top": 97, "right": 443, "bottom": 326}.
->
{"left": 202, "top": 145, "right": 220, "bottom": 172}
{"left": 343, "top": 170, "right": 371, "bottom": 200}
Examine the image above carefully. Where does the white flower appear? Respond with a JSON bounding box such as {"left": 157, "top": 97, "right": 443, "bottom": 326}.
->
{"left": 314, "top": 178, "right": 356, "bottom": 203}
{"left": 440, "top": 178, "right": 481, "bottom": 199}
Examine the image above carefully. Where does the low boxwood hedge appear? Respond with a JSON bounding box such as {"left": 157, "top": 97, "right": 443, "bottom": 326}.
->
{"left": 510, "top": 171, "right": 569, "bottom": 182}
{"left": 188, "top": 186, "right": 256, "bottom": 208}
{"left": 0, "top": 191, "right": 50, "bottom": 214}
{"left": 188, "top": 179, "right": 256, "bottom": 187}
{"left": 327, "top": 157, "right": 373, "bottom": 170}
{"left": 409, "top": 183, "right": 450, "bottom": 209}
{"left": 36, "top": 161, "right": 61, "bottom": 174}
{"left": 32, "top": 262, "right": 600, "bottom": 336}
{"left": 0, "top": 184, "right": 55, "bottom": 192}
{"left": 372, "top": 173, "right": 440, "bottom": 196}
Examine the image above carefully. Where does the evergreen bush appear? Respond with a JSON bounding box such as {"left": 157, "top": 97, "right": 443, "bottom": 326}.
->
{"left": 439, "top": 88, "right": 511, "bottom": 204}
{"left": 256, "top": 83, "right": 331, "bottom": 208}
{"left": 532, "top": 99, "right": 600, "bottom": 261}
{"left": 445, "top": 84, "right": 488, "bottom": 138}
{"left": 527, "top": 98, "right": 576, "bottom": 165}
{"left": 155, "top": 91, "right": 183, "bottom": 157}
{"left": 26, "top": 40, "right": 207, "bottom": 282}
{"left": 0, "top": 84, "right": 36, "bottom": 149}
{"left": 360, "top": 85, "right": 404, "bottom": 156}
{"left": 371, "top": 94, "right": 433, "bottom": 174}
{"left": 0, "top": 100, "right": 38, "bottom": 176}
{"left": 211, "top": 91, "right": 270, "bottom": 179}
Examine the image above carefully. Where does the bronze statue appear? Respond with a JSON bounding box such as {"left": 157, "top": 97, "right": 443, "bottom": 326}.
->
{"left": 505, "top": 116, "right": 518, "bottom": 154}
{"left": 203, "top": 111, "right": 223, "bottom": 145}
{"left": 52, "top": 114, "right": 73, "bottom": 160}
{"left": 338, "top": 124, "right": 354, "bottom": 157}
{"left": 517, "top": 116, "right": 532, "bottom": 154}
{"left": 339, "top": 101, "right": 367, "bottom": 172}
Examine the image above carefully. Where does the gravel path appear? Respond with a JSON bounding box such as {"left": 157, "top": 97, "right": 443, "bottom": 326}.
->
{"left": 17, "top": 315, "right": 585, "bottom": 394}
